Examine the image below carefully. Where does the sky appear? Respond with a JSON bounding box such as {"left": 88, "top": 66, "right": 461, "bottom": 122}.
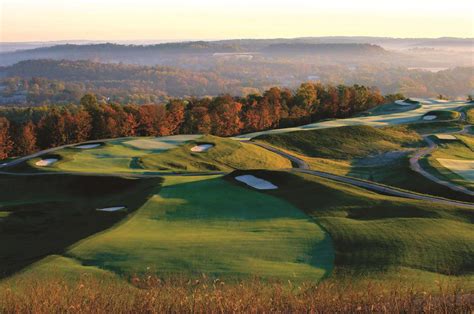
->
{"left": 1, "top": 0, "right": 473, "bottom": 42}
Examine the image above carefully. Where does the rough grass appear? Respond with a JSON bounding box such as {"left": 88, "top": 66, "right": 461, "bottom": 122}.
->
{"left": 255, "top": 124, "right": 473, "bottom": 201}
{"left": 18, "top": 135, "right": 290, "bottom": 174}
{"left": 423, "top": 134, "right": 474, "bottom": 190}
{"left": 228, "top": 170, "right": 474, "bottom": 277}
{"left": 255, "top": 125, "right": 423, "bottom": 160}
{"left": 64, "top": 175, "right": 332, "bottom": 281}
{"left": 0, "top": 174, "right": 161, "bottom": 279}
{"left": 465, "top": 106, "right": 474, "bottom": 124}
{"left": 1, "top": 272, "right": 472, "bottom": 313}
{"left": 422, "top": 110, "right": 461, "bottom": 121}
{"left": 141, "top": 135, "right": 291, "bottom": 172}
{"left": 403, "top": 121, "right": 464, "bottom": 135}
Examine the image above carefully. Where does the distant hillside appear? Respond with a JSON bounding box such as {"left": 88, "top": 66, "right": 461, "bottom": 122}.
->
{"left": 262, "top": 43, "right": 387, "bottom": 55}
{"left": 0, "top": 41, "right": 390, "bottom": 66}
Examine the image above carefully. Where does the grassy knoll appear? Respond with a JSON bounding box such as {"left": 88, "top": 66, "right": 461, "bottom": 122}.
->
{"left": 255, "top": 124, "right": 474, "bottom": 201}
{"left": 422, "top": 110, "right": 461, "bottom": 121}
{"left": 465, "top": 106, "right": 474, "bottom": 124}
{"left": 140, "top": 135, "right": 290, "bottom": 171}
{"left": 255, "top": 125, "right": 423, "bottom": 160}
{"left": 359, "top": 101, "right": 419, "bottom": 117}
{"left": 228, "top": 170, "right": 474, "bottom": 278}
{"left": 0, "top": 174, "right": 161, "bottom": 278}
{"left": 422, "top": 134, "right": 474, "bottom": 191}
{"left": 64, "top": 175, "right": 332, "bottom": 281}
{"left": 17, "top": 135, "right": 290, "bottom": 174}
{"left": 403, "top": 121, "right": 464, "bottom": 134}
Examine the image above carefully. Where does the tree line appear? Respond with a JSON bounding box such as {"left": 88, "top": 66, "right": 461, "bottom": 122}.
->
{"left": 0, "top": 82, "right": 385, "bottom": 159}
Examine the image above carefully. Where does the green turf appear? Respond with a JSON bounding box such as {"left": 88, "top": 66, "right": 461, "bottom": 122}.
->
{"left": 403, "top": 121, "right": 464, "bottom": 135}
{"left": 255, "top": 125, "right": 423, "bottom": 160}
{"left": 19, "top": 135, "right": 290, "bottom": 174}
{"left": 422, "top": 110, "right": 461, "bottom": 121}
{"left": 140, "top": 135, "right": 291, "bottom": 171}
{"left": 65, "top": 175, "right": 333, "bottom": 281}
{"left": 465, "top": 106, "right": 474, "bottom": 124}
{"left": 255, "top": 124, "right": 473, "bottom": 201}
{"left": 359, "top": 101, "right": 420, "bottom": 117}
{"left": 0, "top": 174, "right": 161, "bottom": 279}
{"left": 422, "top": 134, "right": 474, "bottom": 191}
{"left": 228, "top": 170, "right": 474, "bottom": 276}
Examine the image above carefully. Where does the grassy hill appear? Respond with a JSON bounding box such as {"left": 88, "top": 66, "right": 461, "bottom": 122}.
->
{"left": 229, "top": 170, "right": 474, "bottom": 278}
{"left": 17, "top": 135, "right": 290, "bottom": 174}
{"left": 0, "top": 174, "right": 160, "bottom": 278}
{"left": 422, "top": 110, "right": 461, "bottom": 121}
{"left": 255, "top": 125, "right": 423, "bottom": 160}
{"left": 422, "top": 134, "right": 474, "bottom": 191}
{"left": 255, "top": 125, "right": 473, "bottom": 202}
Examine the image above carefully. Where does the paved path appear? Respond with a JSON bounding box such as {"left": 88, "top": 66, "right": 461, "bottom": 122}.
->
{"left": 248, "top": 141, "right": 474, "bottom": 208}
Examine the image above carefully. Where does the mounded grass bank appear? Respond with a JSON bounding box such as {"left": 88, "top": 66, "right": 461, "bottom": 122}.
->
{"left": 140, "top": 135, "right": 291, "bottom": 172}
{"left": 227, "top": 170, "right": 474, "bottom": 277}
{"left": 464, "top": 105, "right": 474, "bottom": 124}
{"left": 422, "top": 134, "right": 474, "bottom": 191}
{"left": 0, "top": 174, "right": 161, "bottom": 279}
{"left": 255, "top": 125, "right": 423, "bottom": 160}
{"left": 422, "top": 110, "right": 461, "bottom": 121}
{"left": 14, "top": 135, "right": 290, "bottom": 174}
{"left": 254, "top": 124, "right": 473, "bottom": 201}
{"left": 64, "top": 175, "right": 332, "bottom": 281}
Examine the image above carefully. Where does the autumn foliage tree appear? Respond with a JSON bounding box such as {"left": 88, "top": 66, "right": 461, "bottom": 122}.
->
{"left": 0, "top": 117, "right": 13, "bottom": 159}
{"left": 0, "top": 82, "right": 385, "bottom": 160}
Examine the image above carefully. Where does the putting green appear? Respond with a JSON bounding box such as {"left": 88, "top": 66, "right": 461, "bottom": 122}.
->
{"left": 23, "top": 135, "right": 290, "bottom": 174}
{"left": 123, "top": 135, "right": 202, "bottom": 150}
{"left": 67, "top": 176, "right": 333, "bottom": 280}
{"left": 437, "top": 159, "right": 474, "bottom": 181}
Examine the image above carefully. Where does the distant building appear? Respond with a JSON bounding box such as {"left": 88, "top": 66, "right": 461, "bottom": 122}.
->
{"left": 307, "top": 75, "right": 320, "bottom": 81}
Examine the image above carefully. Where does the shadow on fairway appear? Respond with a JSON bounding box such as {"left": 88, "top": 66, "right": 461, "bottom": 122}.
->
{"left": 0, "top": 174, "right": 162, "bottom": 279}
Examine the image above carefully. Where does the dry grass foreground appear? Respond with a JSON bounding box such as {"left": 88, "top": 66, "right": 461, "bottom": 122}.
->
{"left": 1, "top": 275, "right": 472, "bottom": 313}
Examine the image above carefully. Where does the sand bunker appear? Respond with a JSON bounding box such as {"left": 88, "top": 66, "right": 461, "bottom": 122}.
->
{"left": 437, "top": 159, "right": 474, "bottom": 181}
{"left": 191, "top": 144, "right": 214, "bottom": 152}
{"left": 423, "top": 115, "right": 437, "bottom": 121}
{"left": 75, "top": 143, "right": 101, "bottom": 149}
{"left": 97, "top": 206, "right": 127, "bottom": 212}
{"left": 434, "top": 134, "right": 457, "bottom": 140}
{"left": 235, "top": 175, "right": 278, "bottom": 190}
{"left": 395, "top": 100, "right": 413, "bottom": 106}
{"left": 35, "top": 158, "right": 58, "bottom": 166}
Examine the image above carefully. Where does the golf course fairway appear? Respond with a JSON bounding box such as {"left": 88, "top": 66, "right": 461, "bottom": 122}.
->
{"left": 66, "top": 175, "right": 333, "bottom": 280}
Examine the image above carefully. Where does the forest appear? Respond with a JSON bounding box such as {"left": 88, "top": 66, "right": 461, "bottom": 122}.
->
{"left": 1, "top": 59, "right": 472, "bottom": 106}
{"left": 0, "top": 82, "right": 385, "bottom": 159}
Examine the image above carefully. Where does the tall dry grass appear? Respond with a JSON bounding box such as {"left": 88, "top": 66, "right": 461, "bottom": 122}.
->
{"left": 1, "top": 275, "right": 472, "bottom": 313}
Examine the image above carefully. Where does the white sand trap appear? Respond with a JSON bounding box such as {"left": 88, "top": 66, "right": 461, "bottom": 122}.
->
{"left": 423, "top": 115, "right": 437, "bottom": 121}
{"left": 434, "top": 134, "right": 457, "bottom": 140}
{"left": 437, "top": 159, "right": 474, "bottom": 181}
{"left": 191, "top": 144, "right": 214, "bottom": 152}
{"left": 235, "top": 175, "right": 278, "bottom": 190}
{"left": 395, "top": 100, "right": 413, "bottom": 106}
{"left": 35, "top": 158, "right": 58, "bottom": 166}
{"left": 76, "top": 143, "right": 101, "bottom": 149}
{"left": 97, "top": 206, "right": 127, "bottom": 212}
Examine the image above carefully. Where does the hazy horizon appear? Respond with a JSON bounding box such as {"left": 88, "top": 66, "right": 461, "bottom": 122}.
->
{"left": 2, "top": 0, "right": 473, "bottom": 42}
